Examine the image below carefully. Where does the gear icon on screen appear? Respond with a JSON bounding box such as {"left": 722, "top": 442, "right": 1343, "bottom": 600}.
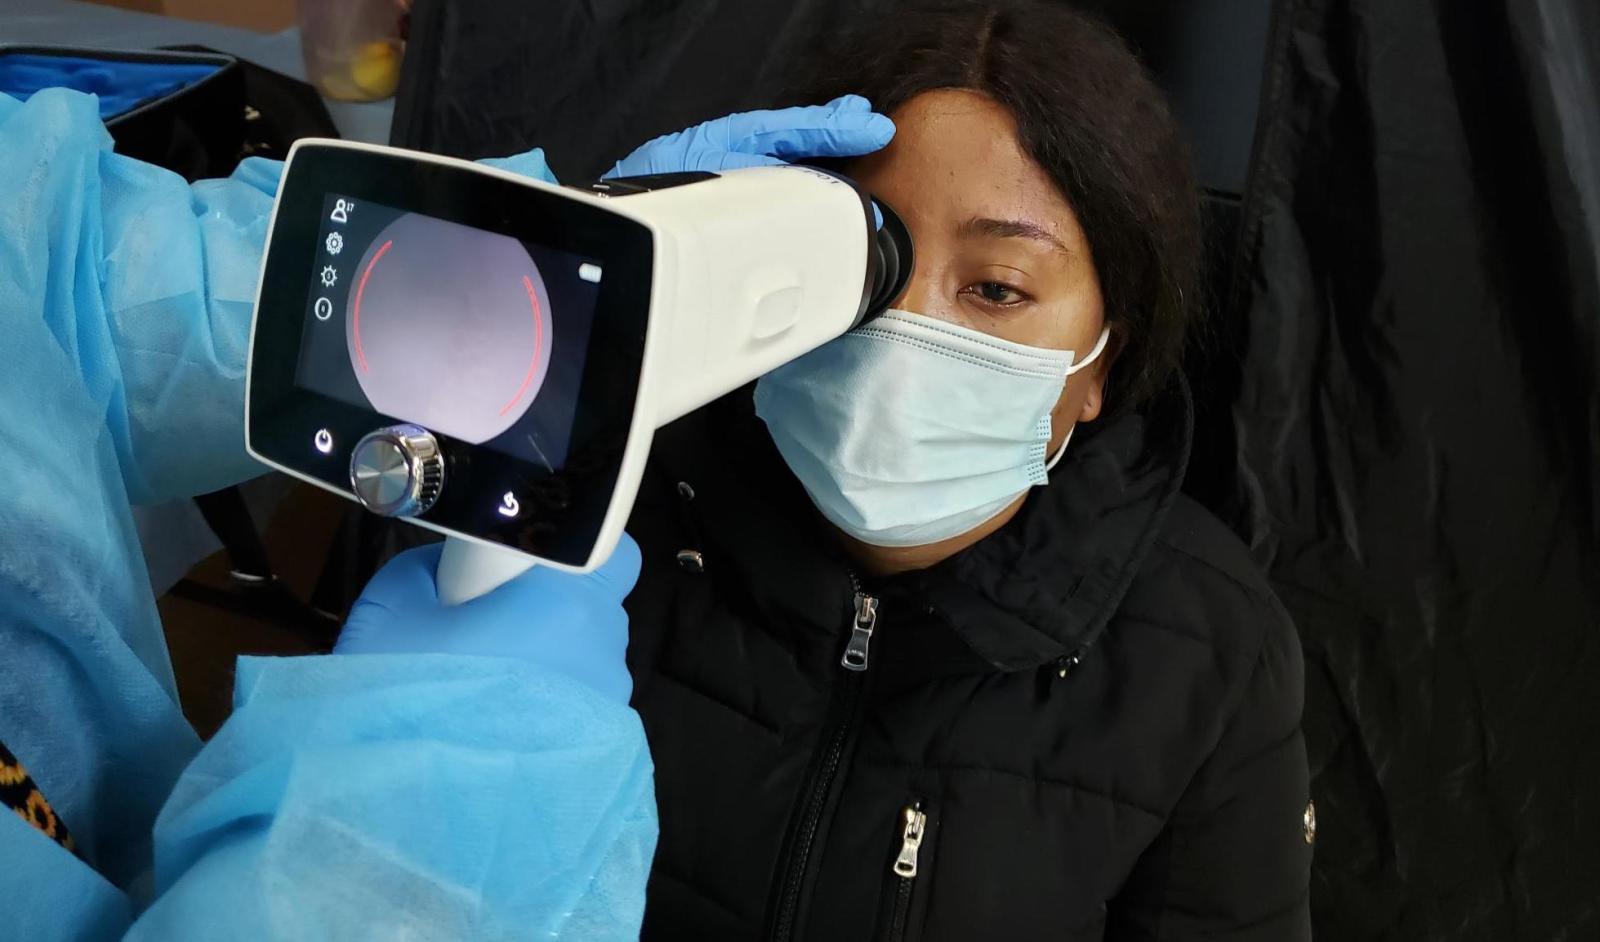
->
{"left": 325, "top": 232, "right": 344, "bottom": 256}
{"left": 321, "top": 265, "right": 339, "bottom": 287}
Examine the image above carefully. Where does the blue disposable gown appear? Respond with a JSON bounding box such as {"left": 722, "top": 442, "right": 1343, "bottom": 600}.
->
{"left": 0, "top": 88, "right": 655, "bottom": 940}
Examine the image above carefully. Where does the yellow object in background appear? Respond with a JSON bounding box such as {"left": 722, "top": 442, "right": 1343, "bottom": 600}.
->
{"left": 350, "top": 41, "right": 401, "bottom": 98}
{"left": 298, "top": 0, "right": 405, "bottom": 102}
{"left": 304, "top": 38, "right": 402, "bottom": 102}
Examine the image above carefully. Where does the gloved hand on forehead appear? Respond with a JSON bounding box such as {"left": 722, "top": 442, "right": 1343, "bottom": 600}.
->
{"left": 335, "top": 535, "right": 644, "bottom": 704}
{"left": 607, "top": 94, "right": 895, "bottom": 177}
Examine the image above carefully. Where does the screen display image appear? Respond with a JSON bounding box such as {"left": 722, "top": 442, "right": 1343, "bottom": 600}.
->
{"left": 294, "top": 194, "right": 604, "bottom": 473}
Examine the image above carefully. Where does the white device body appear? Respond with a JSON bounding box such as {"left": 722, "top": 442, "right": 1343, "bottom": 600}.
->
{"left": 246, "top": 140, "right": 877, "bottom": 601}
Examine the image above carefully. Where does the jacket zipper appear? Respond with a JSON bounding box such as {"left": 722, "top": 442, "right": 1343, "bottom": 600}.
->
{"left": 884, "top": 802, "right": 927, "bottom": 942}
{"left": 841, "top": 588, "right": 879, "bottom": 671}
{"left": 769, "top": 581, "right": 879, "bottom": 942}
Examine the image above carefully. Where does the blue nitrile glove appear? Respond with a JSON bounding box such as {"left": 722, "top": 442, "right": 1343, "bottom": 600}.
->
{"left": 335, "top": 536, "right": 643, "bottom": 704}
{"left": 608, "top": 94, "right": 895, "bottom": 177}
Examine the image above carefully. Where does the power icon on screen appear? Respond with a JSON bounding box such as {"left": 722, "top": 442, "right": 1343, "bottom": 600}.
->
{"left": 314, "top": 429, "right": 334, "bottom": 454}
{"left": 498, "top": 492, "right": 521, "bottom": 518}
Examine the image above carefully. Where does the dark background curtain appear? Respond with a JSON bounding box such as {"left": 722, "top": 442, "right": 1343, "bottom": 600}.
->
{"left": 389, "top": 1, "right": 1600, "bottom": 937}
{"left": 1227, "top": 2, "right": 1600, "bottom": 938}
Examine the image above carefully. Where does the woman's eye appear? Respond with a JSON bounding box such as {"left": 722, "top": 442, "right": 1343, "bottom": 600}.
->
{"left": 968, "top": 281, "right": 1027, "bottom": 306}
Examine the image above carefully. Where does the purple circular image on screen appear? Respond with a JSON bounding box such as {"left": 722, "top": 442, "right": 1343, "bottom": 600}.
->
{"left": 344, "top": 213, "right": 554, "bottom": 444}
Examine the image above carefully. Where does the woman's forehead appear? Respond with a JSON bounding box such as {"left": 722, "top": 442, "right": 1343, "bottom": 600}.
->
{"left": 854, "top": 89, "right": 1082, "bottom": 246}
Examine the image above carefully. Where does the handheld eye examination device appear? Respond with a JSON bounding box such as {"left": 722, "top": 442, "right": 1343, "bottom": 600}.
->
{"left": 246, "top": 140, "right": 912, "bottom": 603}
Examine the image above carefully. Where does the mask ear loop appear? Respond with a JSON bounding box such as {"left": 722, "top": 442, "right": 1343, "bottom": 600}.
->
{"left": 1045, "top": 325, "right": 1113, "bottom": 473}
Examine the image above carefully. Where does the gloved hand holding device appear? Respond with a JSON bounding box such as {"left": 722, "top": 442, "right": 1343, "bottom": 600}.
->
{"left": 336, "top": 535, "right": 643, "bottom": 704}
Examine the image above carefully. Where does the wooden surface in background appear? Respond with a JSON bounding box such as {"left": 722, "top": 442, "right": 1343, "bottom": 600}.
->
{"left": 84, "top": 0, "right": 297, "bottom": 33}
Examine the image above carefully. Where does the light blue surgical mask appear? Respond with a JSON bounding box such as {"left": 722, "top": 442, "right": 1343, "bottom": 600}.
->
{"left": 754, "top": 308, "right": 1112, "bottom": 547}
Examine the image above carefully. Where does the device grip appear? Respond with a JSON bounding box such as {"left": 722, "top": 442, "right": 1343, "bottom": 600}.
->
{"left": 436, "top": 536, "right": 536, "bottom": 605}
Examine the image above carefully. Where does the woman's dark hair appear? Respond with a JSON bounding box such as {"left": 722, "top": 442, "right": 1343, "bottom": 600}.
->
{"left": 792, "top": 0, "right": 1202, "bottom": 409}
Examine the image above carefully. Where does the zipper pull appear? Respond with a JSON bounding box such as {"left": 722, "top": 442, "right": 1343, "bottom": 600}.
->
{"left": 892, "top": 804, "right": 927, "bottom": 878}
{"left": 840, "top": 592, "right": 879, "bottom": 671}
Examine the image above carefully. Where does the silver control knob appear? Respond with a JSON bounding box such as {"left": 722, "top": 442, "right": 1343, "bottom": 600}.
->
{"left": 349, "top": 424, "right": 444, "bottom": 517}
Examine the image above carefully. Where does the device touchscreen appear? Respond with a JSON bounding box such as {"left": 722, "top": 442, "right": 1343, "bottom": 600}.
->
{"left": 293, "top": 194, "right": 605, "bottom": 475}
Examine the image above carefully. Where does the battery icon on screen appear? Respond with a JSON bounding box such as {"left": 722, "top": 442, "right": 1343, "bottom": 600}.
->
{"left": 578, "top": 263, "right": 604, "bottom": 284}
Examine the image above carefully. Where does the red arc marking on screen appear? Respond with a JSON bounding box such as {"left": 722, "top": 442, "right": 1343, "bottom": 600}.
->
{"left": 500, "top": 275, "right": 546, "bottom": 416}
{"left": 351, "top": 239, "right": 393, "bottom": 374}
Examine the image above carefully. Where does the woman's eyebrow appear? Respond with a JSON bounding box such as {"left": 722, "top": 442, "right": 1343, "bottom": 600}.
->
{"left": 957, "top": 216, "right": 1072, "bottom": 256}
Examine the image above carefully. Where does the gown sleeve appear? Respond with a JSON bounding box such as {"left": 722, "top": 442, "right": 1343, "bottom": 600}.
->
{"left": 0, "top": 88, "right": 654, "bottom": 942}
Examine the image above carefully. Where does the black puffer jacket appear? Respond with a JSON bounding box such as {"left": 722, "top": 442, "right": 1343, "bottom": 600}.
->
{"left": 624, "top": 380, "right": 1312, "bottom": 941}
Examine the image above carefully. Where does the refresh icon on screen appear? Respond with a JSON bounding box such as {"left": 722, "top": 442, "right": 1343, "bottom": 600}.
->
{"left": 497, "top": 492, "right": 521, "bottom": 518}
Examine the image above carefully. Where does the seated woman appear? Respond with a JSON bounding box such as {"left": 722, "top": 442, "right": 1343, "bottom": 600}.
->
{"left": 622, "top": 1, "right": 1312, "bottom": 938}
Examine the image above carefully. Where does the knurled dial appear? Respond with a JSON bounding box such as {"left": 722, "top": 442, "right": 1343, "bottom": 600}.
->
{"left": 349, "top": 424, "right": 444, "bottom": 517}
